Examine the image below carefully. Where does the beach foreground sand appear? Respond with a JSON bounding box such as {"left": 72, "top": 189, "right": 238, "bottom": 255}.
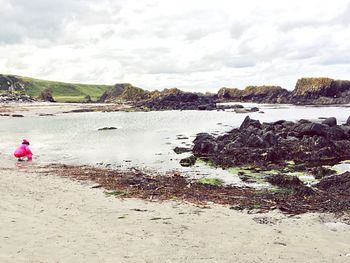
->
{"left": 1, "top": 167, "right": 350, "bottom": 263}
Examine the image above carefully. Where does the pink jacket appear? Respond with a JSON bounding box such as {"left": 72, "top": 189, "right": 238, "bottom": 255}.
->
{"left": 14, "top": 144, "right": 33, "bottom": 159}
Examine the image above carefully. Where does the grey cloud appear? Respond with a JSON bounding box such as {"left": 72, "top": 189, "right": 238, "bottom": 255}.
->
{"left": 0, "top": 0, "right": 122, "bottom": 44}
{"left": 318, "top": 53, "right": 350, "bottom": 66}
{"left": 224, "top": 56, "right": 257, "bottom": 68}
{"left": 329, "top": 3, "right": 350, "bottom": 26}
{"left": 1, "top": 0, "right": 350, "bottom": 91}
{"left": 279, "top": 19, "right": 327, "bottom": 32}
{"left": 203, "top": 50, "right": 256, "bottom": 69}
{"left": 279, "top": 3, "right": 350, "bottom": 32}
{"left": 285, "top": 47, "right": 320, "bottom": 60}
{"left": 132, "top": 49, "right": 222, "bottom": 75}
{"left": 230, "top": 22, "right": 249, "bottom": 39}
{"left": 185, "top": 29, "right": 207, "bottom": 41}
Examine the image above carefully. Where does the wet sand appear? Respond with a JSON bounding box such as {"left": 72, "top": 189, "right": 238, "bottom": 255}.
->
{"left": 1, "top": 167, "right": 350, "bottom": 263}
{"left": 0, "top": 102, "right": 128, "bottom": 116}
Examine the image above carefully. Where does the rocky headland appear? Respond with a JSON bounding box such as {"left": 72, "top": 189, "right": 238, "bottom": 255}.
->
{"left": 2, "top": 74, "right": 350, "bottom": 108}
{"left": 98, "top": 77, "right": 350, "bottom": 110}
{"left": 98, "top": 84, "right": 217, "bottom": 111}
{"left": 217, "top": 77, "right": 350, "bottom": 105}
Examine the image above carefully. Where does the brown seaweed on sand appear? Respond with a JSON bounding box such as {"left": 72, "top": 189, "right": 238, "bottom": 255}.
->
{"left": 43, "top": 164, "right": 350, "bottom": 216}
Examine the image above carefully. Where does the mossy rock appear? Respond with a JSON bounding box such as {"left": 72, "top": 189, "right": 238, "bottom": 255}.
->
{"left": 196, "top": 178, "right": 224, "bottom": 186}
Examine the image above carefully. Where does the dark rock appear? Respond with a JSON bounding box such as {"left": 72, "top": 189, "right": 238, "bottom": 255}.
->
{"left": 293, "top": 122, "right": 327, "bottom": 137}
{"left": 311, "top": 166, "right": 336, "bottom": 179}
{"left": 246, "top": 134, "right": 265, "bottom": 147}
{"left": 193, "top": 139, "right": 218, "bottom": 155}
{"left": 132, "top": 88, "right": 217, "bottom": 111}
{"left": 233, "top": 104, "right": 244, "bottom": 109}
{"left": 273, "top": 120, "right": 286, "bottom": 125}
{"left": 322, "top": 117, "right": 337, "bottom": 127}
{"left": 173, "top": 147, "right": 191, "bottom": 154}
{"left": 39, "top": 113, "right": 55, "bottom": 116}
{"left": 179, "top": 155, "right": 197, "bottom": 167}
{"left": 313, "top": 137, "right": 332, "bottom": 148}
{"left": 261, "top": 131, "right": 278, "bottom": 146}
{"left": 191, "top": 117, "right": 350, "bottom": 170}
{"left": 193, "top": 133, "right": 216, "bottom": 143}
{"left": 229, "top": 137, "right": 245, "bottom": 148}
{"left": 326, "top": 126, "right": 345, "bottom": 140}
{"left": 266, "top": 174, "right": 314, "bottom": 195}
{"left": 298, "top": 119, "right": 311, "bottom": 124}
{"left": 176, "top": 135, "right": 189, "bottom": 140}
{"left": 98, "top": 127, "right": 117, "bottom": 131}
{"left": 234, "top": 108, "right": 249, "bottom": 114}
{"left": 250, "top": 107, "right": 259, "bottom": 112}
{"left": 39, "top": 88, "right": 55, "bottom": 102}
{"left": 198, "top": 104, "right": 215, "bottom": 110}
{"left": 240, "top": 116, "right": 262, "bottom": 130}
{"left": 64, "top": 109, "right": 95, "bottom": 113}
{"left": 340, "top": 125, "right": 350, "bottom": 137}
{"left": 11, "top": 114, "right": 24, "bottom": 117}
{"left": 347, "top": 116, "right": 350, "bottom": 125}
{"left": 215, "top": 103, "right": 244, "bottom": 111}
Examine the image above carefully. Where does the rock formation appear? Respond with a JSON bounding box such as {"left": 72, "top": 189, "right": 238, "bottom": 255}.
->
{"left": 192, "top": 116, "right": 350, "bottom": 169}
{"left": 39, "top": 88, "right": 55, "bottom": 102}
{"left": 218, "top": 77, "right": 350, "bottom": 105}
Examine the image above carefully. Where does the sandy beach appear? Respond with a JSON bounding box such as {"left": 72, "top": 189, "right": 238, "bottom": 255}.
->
{"left": 2, "top": 0, "right": 350, "bottom": 262}
{"left": 1, "top": 166, "right": 350, "bottom": 263}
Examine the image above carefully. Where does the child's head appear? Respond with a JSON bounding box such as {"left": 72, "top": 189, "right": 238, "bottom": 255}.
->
{"left": 22, "top": 139, "right": 30, "bottom": 145}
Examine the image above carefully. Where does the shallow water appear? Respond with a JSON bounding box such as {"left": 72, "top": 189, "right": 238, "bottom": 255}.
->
{"left": 0, "top": 103, "right": 349, "bottom": 185}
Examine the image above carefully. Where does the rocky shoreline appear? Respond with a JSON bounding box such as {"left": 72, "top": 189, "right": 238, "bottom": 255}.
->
{"left": 192, "top": 116, "right": 350, "bottom": 170}
{"left": 170, "top": 116, "right": 350, "bottom": 213}
{"left": 0, "top": 93, "right": 33, "bottom": 103}
{"left": 108, "top": 77, "right": 350, "bottom": 111}
{"left": 2, "top": 75, "right": 350, "bottom": 110}
{"left": 118, "top": 77, "right": 350, "bottom": 111}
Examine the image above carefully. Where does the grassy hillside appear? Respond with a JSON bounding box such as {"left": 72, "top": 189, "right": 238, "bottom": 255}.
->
{"left": 18, "top": 76, "right": 111, "bottom": 102}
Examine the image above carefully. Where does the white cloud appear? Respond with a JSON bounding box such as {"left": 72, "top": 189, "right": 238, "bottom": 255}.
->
{"left": 0, "top": 0, "right": 350, "bottom": 91}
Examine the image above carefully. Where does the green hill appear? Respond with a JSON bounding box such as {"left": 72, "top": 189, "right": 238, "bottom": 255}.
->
{"left": 0, "top": 74, "right": 111, "bottom": 102}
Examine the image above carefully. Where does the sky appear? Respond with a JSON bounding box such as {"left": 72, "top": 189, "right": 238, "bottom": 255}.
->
{"left": 0, "top": 0, "right": 350, "bottom": 92}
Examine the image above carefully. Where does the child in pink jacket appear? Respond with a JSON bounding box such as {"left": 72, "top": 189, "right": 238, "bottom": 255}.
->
{"left": 14, "top": 139, "right": 33, "bottom": 160}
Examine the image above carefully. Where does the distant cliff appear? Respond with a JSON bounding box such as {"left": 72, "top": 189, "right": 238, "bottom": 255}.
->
{"left": 217, "top": 77, "right": 350, "bottom": 105}
{"left": 98, "top": 83, "right": 149, "bottom": 102}
{"left": 98, "top": 77, "right": 350, "bottom": 109}
{"left": 291, "top": 78, "right": 350, "bottom": 104}
{"left": 98, "top": 85, "right": 216, "bottom": 110}
{"left": 1, "top": 74, "right": 350, "bottom": 105}
{"left": 217, "top": 85, "right": 290, "bottom": 103}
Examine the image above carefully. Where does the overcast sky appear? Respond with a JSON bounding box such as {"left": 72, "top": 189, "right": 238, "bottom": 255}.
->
{"left": 0, "top": 0, "right": 350, "bottom": 91}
